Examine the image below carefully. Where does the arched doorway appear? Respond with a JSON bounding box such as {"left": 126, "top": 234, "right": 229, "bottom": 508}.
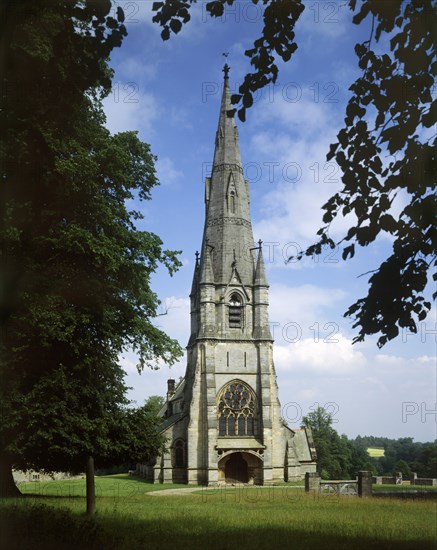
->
{"left": 225, "top": 453, "right": 248, "bottom": 483}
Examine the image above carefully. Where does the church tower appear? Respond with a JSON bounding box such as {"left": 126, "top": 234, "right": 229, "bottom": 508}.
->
{"left": 142, "top": 66, "right": 317, "bottom": 485}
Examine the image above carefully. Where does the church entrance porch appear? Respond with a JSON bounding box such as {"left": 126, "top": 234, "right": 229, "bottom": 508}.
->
{"left": 225, "top": 453, "right": 248, "bottom": 483}
{"left": 218, "top": 451, "right": 263, "bottom": 485}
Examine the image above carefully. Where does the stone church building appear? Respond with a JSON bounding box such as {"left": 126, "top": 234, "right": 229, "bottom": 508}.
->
{"left": 139, "top": 66, "right": 317, "bottom": 485}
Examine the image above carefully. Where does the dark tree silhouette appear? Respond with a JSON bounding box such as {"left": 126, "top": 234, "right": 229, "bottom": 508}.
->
{"left": 0, "top": 0, "right": 182, "bottom": 508}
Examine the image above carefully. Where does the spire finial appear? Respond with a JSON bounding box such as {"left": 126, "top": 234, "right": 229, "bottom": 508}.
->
{"left": 195, "top": 251, "right": 199, "bottom": 266}
{"left": 222, "top": 53, "right": 230, "bottom": 81}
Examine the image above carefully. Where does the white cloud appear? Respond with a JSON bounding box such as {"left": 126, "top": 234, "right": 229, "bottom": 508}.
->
{"left": 375, "top": 353, "right": 406, "bottom": 366}
{"left": 255, "top": 96, "right": 339, "bottom": 140}
{"left": 275, "top": 339, "right": 436, "bottom": 440}
{"left": 417, "top": 355, "right": 436, "bottom": 365}
{"left": 125, "top": 358, "right": 187, "bottom": 407}
{"left": 156, "top": 156, "right": 183, "bottom": 186}
{"left": 123, "top": 295, "right": 190, "bottom": 406}
{"left": 296, "top": 0, "right": 350, "bottom": 40}
{"left": 269, "top": 283, "right": 347, "bottom": 331}
{"left": 246, "top": 95, "right": 355, "bottom": 255}
{"left": 153, "top": 296, "right": 191, "bottom": 345}
{"left": 103, "top": 90, "right": 159, "bottom": 135}
{"left": 274, "top": 334, "right": 367, "bottom": 376}
{"left": 113, "top": 55, "right": 158, "bottom": 82}
{"left": 119, "top": 353, "right": 139, "bottom": 374}
{"left": 375, "top": 353, "right": 437, "bottom": 372}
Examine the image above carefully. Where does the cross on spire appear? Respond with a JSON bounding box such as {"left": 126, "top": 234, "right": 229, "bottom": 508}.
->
{"left": 222, "top": 63, "right": 230, "bottom": 81}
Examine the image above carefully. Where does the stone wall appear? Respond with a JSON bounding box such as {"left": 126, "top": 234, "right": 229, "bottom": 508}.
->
{"left": 372, "top": 472, "right": 402, "bottom": 485}
{"left": 13, "top": 470, "right": 76, "bottom": 483}
{"left": 305, "top": 471, "right": 373, "bottom": 497}
{"left": 410, "top": 472, "right": 437, "bottom": 486}
{"left": 372, "top": 472, "right": 437, "bottom": 486}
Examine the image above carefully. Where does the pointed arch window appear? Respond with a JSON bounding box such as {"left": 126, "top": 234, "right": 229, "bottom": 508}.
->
{"left": 227, "top": 172, "right": 237, "bottom": 214}
{"left": 217, "top": 381, "right": 258, "bottom": 437}
{"left": 229, "top": 191, "right": 235, "bottom": 214}
{"left": 228, "top": 294, "right": 242, "bottom": 328}
{"left": 173, "top": 439, "right": 186, "bottom": 468}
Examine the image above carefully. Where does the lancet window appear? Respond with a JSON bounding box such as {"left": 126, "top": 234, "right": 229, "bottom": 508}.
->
{"left": 173, "top": 439, "right": 186, "bottom": 468}
{"left": 229, "top": 191, "right": 235, "bottom": 213}
{"left": 228, "top": 294, "right": 242, "bottom": 328}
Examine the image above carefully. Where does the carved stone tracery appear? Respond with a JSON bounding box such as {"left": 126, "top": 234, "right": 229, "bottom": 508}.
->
{"left": 217, "top": 381, "right": 258, "bottom": 437}
{"left": 213, "top": 163, "right": 243, "bottom": 175}
{"left": 207, "top": 217, "right": 252, "bottom": 228}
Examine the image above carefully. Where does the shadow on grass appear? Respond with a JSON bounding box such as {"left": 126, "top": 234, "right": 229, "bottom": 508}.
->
{"left": 0, "top": 502, "right": 106, "bottom": 550}
{"left": 0, "top": 500, "right": 434, "bottom": 550}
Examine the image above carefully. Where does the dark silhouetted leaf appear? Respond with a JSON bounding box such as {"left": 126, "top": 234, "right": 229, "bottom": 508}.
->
{"left": 170, "top": 18, "right": 182, "bottom": 34}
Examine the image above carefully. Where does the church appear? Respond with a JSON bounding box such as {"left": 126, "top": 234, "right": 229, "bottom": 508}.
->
{"left": 139, "top": 66, "right": 317, "bottom": 485}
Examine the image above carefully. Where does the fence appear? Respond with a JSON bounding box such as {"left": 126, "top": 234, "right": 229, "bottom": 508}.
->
{"left": 305, "top": 471, "right": 372, "bottom": 497}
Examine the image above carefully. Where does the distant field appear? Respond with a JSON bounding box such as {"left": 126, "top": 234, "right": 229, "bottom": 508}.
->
{"left": 367, "top": 447, "right": 385, "bottom": 457}
{"left": 1, "top": 474, "right": 435, "bottom": 549}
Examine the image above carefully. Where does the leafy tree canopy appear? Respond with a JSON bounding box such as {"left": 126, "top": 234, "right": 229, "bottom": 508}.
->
{"left": 144, "top": 395, "right": 166, "bottom": 416}
{"left": 304, "top": 411, "right": 437, "bottom": 479}
{"left": 303, "top": 407, "right": 368, "bottom": 479}
{"left": 152, "top": 0, "right": 436, "bottom": 347}
{"left": 0, "top": 0, "right": 182, "bottom": 497}
{"left": 350, "top": 435, "right": 436, "bottom": 477}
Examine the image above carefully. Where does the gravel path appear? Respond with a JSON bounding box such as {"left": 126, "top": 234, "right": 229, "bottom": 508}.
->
{"left": 147, "top": 485, "right": 304, "bottom": 496}
{"left": 147, "top": 487, "right": 206, "bottom": 496}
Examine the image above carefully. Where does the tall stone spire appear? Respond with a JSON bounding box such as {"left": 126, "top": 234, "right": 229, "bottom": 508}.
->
{"left": 254, "top": 240, "right": 268, "bottom": 287}
{"left": 202, "top": 64, "right": 255, "bottom": 286}
{"left": 147, "top": 65, "right": 318, "bottom": 488}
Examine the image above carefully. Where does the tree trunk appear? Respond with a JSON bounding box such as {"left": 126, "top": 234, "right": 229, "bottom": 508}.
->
{"left": 86, "top": 455, "right": 96, "bottom": 516}
{"left": 0, "top": 454, "right": 22, "bottom": 497}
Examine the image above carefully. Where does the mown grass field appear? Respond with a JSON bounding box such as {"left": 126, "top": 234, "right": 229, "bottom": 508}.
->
{"left": 367, "top": 447, "right": 386, "bottom": 457}
{"left": 1, "top": 475, "right": 435, "bottom": 550}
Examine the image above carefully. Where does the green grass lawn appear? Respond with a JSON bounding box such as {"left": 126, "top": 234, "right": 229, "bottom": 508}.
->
{"left": 1, "top": 475, "right": 435, "bottom": 550}
{"left": 16, "top": 473, "right": 188, "bottom": 498}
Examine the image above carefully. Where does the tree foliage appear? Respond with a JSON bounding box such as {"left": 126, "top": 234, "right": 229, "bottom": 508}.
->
{"left": 351, "top": 435, "right": 437, "bottom": 477}
{"left": 0, "top": 0, "right": 182, "bottom": 497}
{"left": 303, "top": 407, "right": 368, "bottom": 479}
{"left": 152, "top": 0, "right": 436, "bottom": 347}
{"left": 304, "top": 410, "right": 437, "bottom": 479}
{"left": 304, "top": 0, "right": 436, "bottom": 346}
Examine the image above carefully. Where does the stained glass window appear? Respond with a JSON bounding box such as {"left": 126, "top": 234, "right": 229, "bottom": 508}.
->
{"left": 217, "top": 381, "right": 258, "bottom": 436}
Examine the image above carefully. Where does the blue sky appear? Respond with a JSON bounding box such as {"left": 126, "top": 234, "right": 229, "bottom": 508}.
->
{"left": 102, "top": 1, "right": 436, "bottom": 442}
